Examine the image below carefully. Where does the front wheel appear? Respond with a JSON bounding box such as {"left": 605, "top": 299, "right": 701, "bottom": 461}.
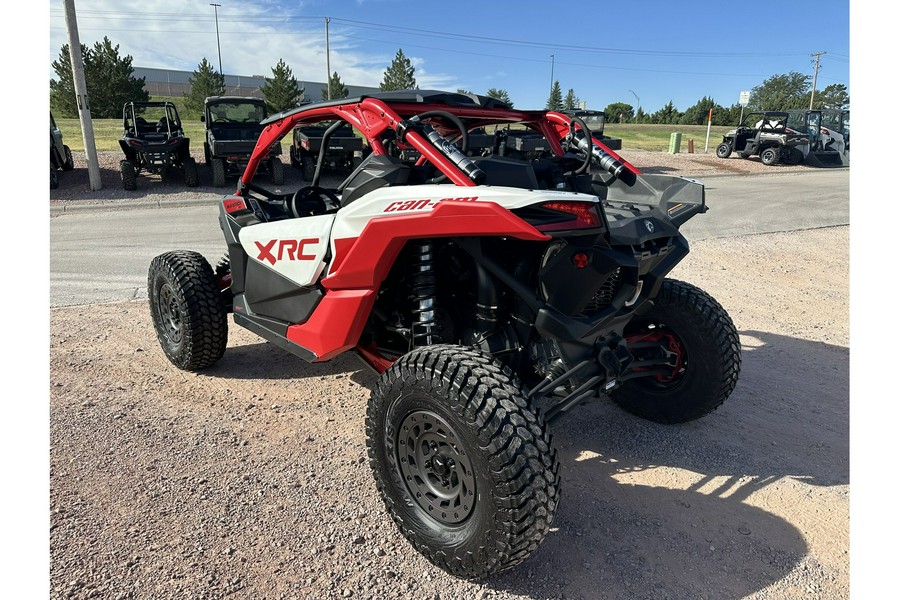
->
{"left": 148, "top": 251, "right": 228, "bottom": 371}
{"left": 715, "top": 143, "right": 732, "bottom": 159}
{"left": 613, "top": 279, "right": 741, "bottom": 424}
{"left": 366, "top": 345, "right": 560, "bottom": 579}
{"left": 211, "top": 158, "right": 226, "bottom": 187}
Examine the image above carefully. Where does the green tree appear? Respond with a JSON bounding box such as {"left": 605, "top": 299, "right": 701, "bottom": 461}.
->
{"left": 635, "top": 106, "right": 648, "bottom": 124}
{"left": 650, "top": 100, "right": 681, "bottom": 124}
{"left": 814, "top": 83, "right": 850, "bottom": 110}
{"left": 750, "top": 71, "right": 811, "bottom": 110}
{"left": 261, "top": 58, "right": 305, "bottom": 113}
{"left": 456, "top": 88, "right": 473, "bottom": 95}
{"left": 545, "top": 81, "right": 563, "bottom": 111}
{"left": 380, "top": 49, "right": 417, "bottom": 91}
{"left": 184, "top": 58, "right": 225, "bottom": 117}
{"left": 322, "top": 71, "right": 349, "bottom": 100}
{"left": 679, "top": 96, "right": 722, "bottom": 125}
{"left": 485, "top": 88, "right": 513, "bottom": 107}
{"left": 49, "top": 37, "right": 148, "bottom": 119}
{"left": 603, "top": 102, "right": 634, "bottom": 123}
{"left": 563, "top": 88, "right": 580, "bottom": 111}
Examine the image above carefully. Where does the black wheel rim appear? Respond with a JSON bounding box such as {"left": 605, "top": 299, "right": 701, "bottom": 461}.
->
{"left": 625, "top": 324, "right": 688, "bottom": 390}
{"left": 157, "top": 283, "right": 184, "bottom": 346}
{"left": 396, "top": 409, "right": 476, "bottom": 525}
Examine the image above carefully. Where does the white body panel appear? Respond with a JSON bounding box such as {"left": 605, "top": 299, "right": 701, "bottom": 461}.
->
{"left": 239, "top": 214, "right": 335, "bottom": 286}
{"left": 330, "top": 184, "right": 599, "bottom": 242}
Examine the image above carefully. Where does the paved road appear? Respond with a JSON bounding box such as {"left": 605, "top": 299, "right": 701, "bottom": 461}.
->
{"left": 49, "top": 169, "right": 848, "bottom": 307}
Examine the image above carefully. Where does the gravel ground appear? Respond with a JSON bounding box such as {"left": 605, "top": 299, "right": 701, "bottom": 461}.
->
{"left": 48, "top": 150, "right": 850, "bottom": 599}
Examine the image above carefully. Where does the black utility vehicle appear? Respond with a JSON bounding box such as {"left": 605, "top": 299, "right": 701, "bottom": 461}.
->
{"left": 289, "top": 121, "right": 365, "bottom": 180}
{"left": 119, "top": 101, "right": 198, "bottom": 190}
{"left": 203, "top": 96, "right": 283, "bottom": 187}
{"left": 50, "top": 111, "right": 74, "bottom": 189}
{"left": 715, "top": 111, "right": 809, "bottom": 166}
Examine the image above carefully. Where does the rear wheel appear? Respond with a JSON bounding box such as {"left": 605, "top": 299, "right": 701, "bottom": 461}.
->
{"left": 366, "top": 345, "right": 560, "bottom": 579}
{"left": 784, "top": 147, "right": 804, "bottom": 165}
{"left": 760, "top": 147, "right": 780, "bottom": 166}
{"left": 120, "top": 160, "right": 137, "bottom": 190}
{"left": 301, "top": 156, "right": 315, "bottom": 181}
{"left": 148, "top": 251, "right": 228, "bottom": 371}
{"left": 613, "top": 279, "right": 741, "bottom": 424}
{"left": 715, "top": 143, "right": 732, "bottom": 159}
{"left": 211, "top": 158, "right": 226, "bottom": 187}
{"left": 62, "top": 145, "right": 75, "bottom": 171}
{"left": 270, "top": 157, "right": 284, "bottom": 185}
{"left": 183, "top": 156, "right": 199, "bottom": 187}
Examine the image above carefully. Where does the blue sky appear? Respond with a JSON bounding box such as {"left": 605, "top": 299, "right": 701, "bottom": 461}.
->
{"left": 48, "top": 0, "right": 850, "bottom": 113}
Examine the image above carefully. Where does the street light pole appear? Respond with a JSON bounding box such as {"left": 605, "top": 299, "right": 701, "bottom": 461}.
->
{"left": 629, "top": 89, "right": 640, "bottom": 121}
{"left": 210, "top": 4, "right": 223, "bottom": 75}
{"left": 549, "top": 54, "right": 555, "bottom": 96}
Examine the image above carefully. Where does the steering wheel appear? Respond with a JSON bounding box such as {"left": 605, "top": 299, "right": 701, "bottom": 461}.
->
{"left": 289, "top": 186, "right": 341, "bottom": 218}
{"left": 412, "top": 110, "right": 470, "bottom": 184}
{"left": 567, "top": 115, "right": 593, "bottom": 175}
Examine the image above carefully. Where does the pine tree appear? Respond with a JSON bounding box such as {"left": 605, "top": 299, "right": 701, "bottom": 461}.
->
{"left": 380, "top": 49, "right": 417, "bottom": 91}
{"left": 485, "top": 88, "right": 513, "bottom": 107}
{"left": 49, "top": 37, "right": 148, "bottom": 118}
{"left": 184, "top": 58, "right": 225, "bottom": 117}
{"left": 563, "top": 88, "right": 579, "bottom": 111}
{"left": 322, "top": 71, "right": 349, "bottom": 100}
{"left": 545, "top": 81, "right": 563, "bottom": 111}
{"left": 261, "top": 59, "right": 305, "bottom": 113}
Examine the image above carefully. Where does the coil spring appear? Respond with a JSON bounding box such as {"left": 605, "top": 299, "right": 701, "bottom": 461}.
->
{"left": 410, "top": 240, "right": 442, "bottom": 347}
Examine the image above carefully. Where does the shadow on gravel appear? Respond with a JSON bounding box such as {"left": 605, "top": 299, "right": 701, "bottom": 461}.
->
{"left": 489, "top": 329, "right": 848, "bottom": 599}
{"left": 204, "top": 341, "right": 377, "bottom": 387}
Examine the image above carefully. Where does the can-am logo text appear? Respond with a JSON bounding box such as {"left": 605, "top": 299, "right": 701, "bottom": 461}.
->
{"left": 255, "top": 238, "right": 319, "bottom": 265}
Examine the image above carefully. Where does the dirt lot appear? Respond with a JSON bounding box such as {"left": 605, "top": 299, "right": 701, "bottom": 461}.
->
{"left": 49, "top": 151, "right": 849, "bottom": 599}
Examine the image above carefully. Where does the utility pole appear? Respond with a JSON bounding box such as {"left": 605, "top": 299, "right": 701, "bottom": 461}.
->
{"left": 62, "top": 0, "right": 101, "bottom": 190}
{"left": 210, "top": 4, "right": 222, "bottom": 75}
{"left": 325, "top": 17, "right": 332, "bottom": 100}
{"left": 549, "top": 54, "right": 555, "bottom": 97}
{"left": 809, "top": 51, "right": 825, "bottom": 109}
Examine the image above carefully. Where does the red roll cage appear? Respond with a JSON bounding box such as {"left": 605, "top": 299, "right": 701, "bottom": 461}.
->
{"left": 238, "top": 95, "right": 640, "bottom": 194}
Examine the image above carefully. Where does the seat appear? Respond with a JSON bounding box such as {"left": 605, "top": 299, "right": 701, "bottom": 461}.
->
{"left": 338, "top": 154, "right": 411, "bottom": 206}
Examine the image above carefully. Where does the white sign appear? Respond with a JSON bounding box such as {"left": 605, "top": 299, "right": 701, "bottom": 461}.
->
{"left": 739, "top": 91, "right": 751, "bottom": 106}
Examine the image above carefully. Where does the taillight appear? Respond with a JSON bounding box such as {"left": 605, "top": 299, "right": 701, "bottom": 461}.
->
{"left": 301, "top": 139, "right": 311, "bottom": 151}
{"left": 537, "top": 201, "right": 602, "bottom": 231}
{"left": 129, "top": 139, "right": 143, "bottom": 147}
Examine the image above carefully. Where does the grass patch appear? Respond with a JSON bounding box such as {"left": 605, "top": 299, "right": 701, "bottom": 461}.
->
{"left": 56, "top": 114, "right": 734, "bottom": 154}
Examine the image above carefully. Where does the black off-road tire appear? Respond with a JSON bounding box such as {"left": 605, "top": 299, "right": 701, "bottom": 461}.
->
{"left": 289, "top": 145, "right": 300, "bottom": 168}
{"left": 715, "top": 143, "right": 732, "bottom": 159}
{"left": 301, "top": 156, "right": 315, "bottom": 181}
{"left": 212, "top": 158, "right": 226, "bottom": 187}
{"left": 50, "top": 164, "right": 58, "bottom": 189}
{"left": 613, "top": 279, "right": 741, "bottom": 424}
{"left": 270, "top": 157, "right": 284, "bottom": 185}
{"left": 183, "top": 156, "right": 199, "bottom": 187}
{"left": 760, "top": 147, "right": 780, "bottom": 166}
{"left": 784, "top": 147, "right": 804, "bottom": 165}
{"left": 62, "top": 145, "right": 75, "bottom": 171}
{"left": 366, "top": 345, "right": 560, "bottom": 579}
{"left": 120, "top": 160, "right": 137, "bottom": 191}
{"left": 148, "top": 251, "right": 228, "bottom": 371}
